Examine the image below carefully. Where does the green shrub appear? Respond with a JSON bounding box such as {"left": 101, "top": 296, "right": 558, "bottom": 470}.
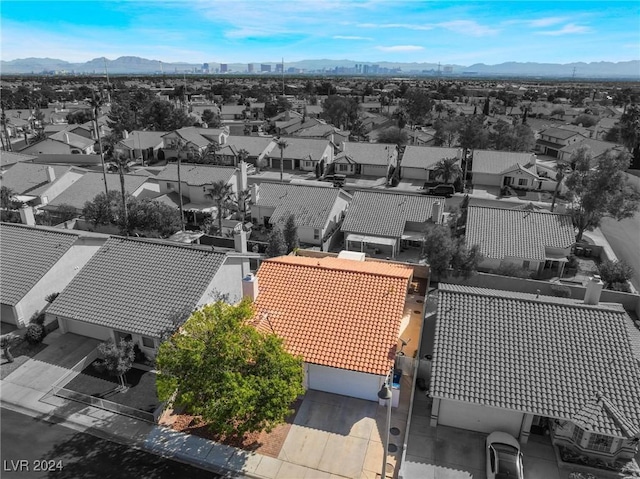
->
{"left": 550, "top": 284, "right": 572, "bottom": 298}
{"left": 566, "top": 255, "right": 579, "bottom": 270}
{"left": 496, "top": 263, "right": 532, "bottom": 278}
{"left": 29, "top": 310, "right": 46, "bottom": 326}
{"left": 25, "top": 324, "right": 44, "bottom": 345}
{"left": 45, "top": 292, "right": 60, "bottom": 303}
{"left": 598, "top": 260, "right": 634, "bottom": 289}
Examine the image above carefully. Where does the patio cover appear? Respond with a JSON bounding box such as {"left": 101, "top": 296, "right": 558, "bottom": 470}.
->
{"left": 346, "top": 234, "right": 396, "bottom": 246}
{"left": 545, "top": 253, "right": 569, "bottom": 262}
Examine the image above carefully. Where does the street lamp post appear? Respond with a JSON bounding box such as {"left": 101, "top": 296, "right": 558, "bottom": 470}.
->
{"left": 378, "top": 371, "right": 393, "bottom": 479}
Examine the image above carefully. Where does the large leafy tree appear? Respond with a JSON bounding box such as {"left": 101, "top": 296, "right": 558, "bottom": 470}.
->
{"left": 399, "top": 88, "right": 434, "bottom": 127}
{"left": 141, "top": 100, "right": 194, "bottom": 131}
{"left": 95, "top": 339, "right": 135, "bottom": 391}
{"left": 322, "top": 95, "right": 360, "bottom": 130}
{"left": 266, "top": 226, "right": 287, "bottom": 258}
{"left": 156, "top": 300, "right": 305, "bottom": 437}
{"left": 565, "top": 149, "right": 640, "bottom": 241}
{"left": 490, "top": 120, "right": 535, "bottom": 152}
{"left": 422, "top": 225, "right": 482, "bottom": 279}
{"left": 377, "top": 127, "right": 408, "bottom": 146}
{"left": 433, "top": 118, "right": 460, "bottom": 147}
{"left": 617, "top": 104, "right": 640, "bottom": 169}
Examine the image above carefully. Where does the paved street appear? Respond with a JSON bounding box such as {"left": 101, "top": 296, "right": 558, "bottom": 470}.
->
{"left": 0, "top": 408, "right": 219, "bottom": 479}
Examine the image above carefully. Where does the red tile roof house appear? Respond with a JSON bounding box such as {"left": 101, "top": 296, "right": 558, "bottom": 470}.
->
{"left": 250, "top": 183, "right": 352, "bottom": 250}
{"left": 400, "top": 146, "right": 462, "bottom": 182}
{"left": 333, "top": 141, "right": 398, "bottom": 178}
{"left": 153, "top": 163, "right": 248, "bottom": 215}
{"left": 465, "top": 206, "right": 575, "bottom": 277}
{"left": 46, "top": 237, "right": 255, "bottom": 358}
{"left": 341, "top": 191, "right": 445, "bottom": 259}
{"left": 248, "top": 255, "right": 414, "bottom": 401}
{"left": 264, "top": 137, "right": 333, "bottom": 174}
{"left": 0, "top": 163, "right": 85, "bottom": 207}
{"left": 0, "top": 224, "right": 106, "bottom": 327}
{"left": 429, "top": 283, "right": 640, "bottom": 464}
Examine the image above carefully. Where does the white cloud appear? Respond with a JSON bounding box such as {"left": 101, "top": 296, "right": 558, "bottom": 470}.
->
{"left": 437, "top": 20, "right": 499, "bottom": 36}
{"left": 537, "top": 23, "right": 591, "bottom": 36}
{"left": 333, "top": 35, "right": 373, "bottom": 41}
{"left": 375, "top": 45, "right": 424, "bottom": 52}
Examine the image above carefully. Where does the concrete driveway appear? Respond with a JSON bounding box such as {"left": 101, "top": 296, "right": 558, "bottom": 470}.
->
{"left": 277, "top": 385, "right": 411, "bottom": 479}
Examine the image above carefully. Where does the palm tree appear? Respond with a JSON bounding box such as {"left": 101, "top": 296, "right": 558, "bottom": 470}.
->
{"left": 276, "top": 138, "right": 288, "bottom": 182}
{"left": 432, "top": 157, "right": 463, "bottom": 184}
{"left": 89, "top": 92, "right": 109, "bottom": 196}
{"left": 175, "top": 138, "right": 186, "bottom": 231}
{"left": 205, "top": 180, "right": 234, "bottom": 235}
{"left": 112, "top": 152, "right": 131, "bottom": 235}
{"left": 236, "top": 148, "right": 249, "bottom": 167}
{"left": 234, "top": 187, "right": 251, "bottom": 220}
{"left": 550, "top": 164, "right": 569, "bottom": 213}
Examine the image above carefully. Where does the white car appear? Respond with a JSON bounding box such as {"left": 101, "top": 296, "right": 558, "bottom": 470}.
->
{"left": 486, "top": 431, "right": 524, "bottom": 479}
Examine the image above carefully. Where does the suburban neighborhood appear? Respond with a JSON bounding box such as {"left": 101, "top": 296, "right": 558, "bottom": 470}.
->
{"left": 2, "top": 7, "right": 640, "bottom": 477}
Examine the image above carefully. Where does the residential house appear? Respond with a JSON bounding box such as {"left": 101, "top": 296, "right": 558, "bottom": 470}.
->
{"left": 20, "top": 130, "right": 95, "bottom": 156}
{"left": 465, "top": 205, "right": 575, "bottom": 276}
{"left": 161, "top": 126, "right": 230, "bottom": 159}
{"left": 0, "top": 163, "right": 85, "bottom": 206}
{"left": 0, "top": 151, "right": 37, "bottom": 170}
{"left": 294, "top": 122, "right": 350, "bottom": 145}
{"left": 117, "top": 130, "right": 167, "bottom": 163}
{"left": 218, "top": 104, "right": 249, "bottom": 121}
{"left": 536, "top": 127, "right": 584, "bottom": 157}
{"left": 43, "top": 172, "right": 150, "bottom": 214}
{"left": 222, "top": 135, "right": 275, "bottom": 168}
{"left": 341, "top": 191, "right": 445, "bottom": 258}
{"left": 400, "top": 146, "right": 462, "bottom": 181}
{"left": 557, "top": 138, "right": 624, "bottom": 166}
{"left": 249, "top": 254, "right": 414, "bottom": 401}
{"left": 46, "top": 236, "right": 255, "bottom": 357}
{"left": 430, "top": 283, "right": 640, "bottom": 462}
{"left": 333, "top": 141, "right": 397, "bottom": 177}
{"left": 471, "top": 150, "right": 544, "bottom": 189}
{"left": 154, "top": 163, "right": 247, "bottom": 214}
{"left": 250, "top": 183, "right": 351, "bottom": 250}
{"left": 0, "top": 224, "right": 106, "bottom": 327}
{"left": 264, "top": 137, "right": 333, "bottom": 173}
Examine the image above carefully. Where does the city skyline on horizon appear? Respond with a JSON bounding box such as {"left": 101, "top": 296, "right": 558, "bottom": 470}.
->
{"left": 1, "top": 1, "right": 639, "bottom": 66}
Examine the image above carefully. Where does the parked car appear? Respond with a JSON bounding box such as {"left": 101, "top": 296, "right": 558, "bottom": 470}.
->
{"left": 486, "top": 431, "right": 524, "bottom": 479}
{"left": 421, "top": 184, "right": 455, "bottom": 197}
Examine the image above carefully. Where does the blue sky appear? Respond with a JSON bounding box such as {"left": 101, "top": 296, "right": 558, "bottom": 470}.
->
{"left": 1, "top": 1, "right": 639, "bottom": 65}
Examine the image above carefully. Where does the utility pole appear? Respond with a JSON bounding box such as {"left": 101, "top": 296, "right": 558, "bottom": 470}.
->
{"left": 282, "top": 58, "right": 285, "bottom": 96}
{"left": 103, "top": 58, "right": 111, "bottom": 103}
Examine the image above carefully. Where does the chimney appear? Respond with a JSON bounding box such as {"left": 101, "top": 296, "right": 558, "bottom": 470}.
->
{"left": 242, "top": 273, "right": 259, "bottom": 301}
{"left": 19, "top": 205, "right": 35, "bottom": 226}
{"left": 341, "top": 141, "right": 346, "bottom": 152}
{"left": 431, "top": 201, "right": 442, "bottom": 224}
{"left": 46, "top": 166, "right": 56, "bottom": 183}
{"left": 63, "top": 132, "right": 70, "bottom": 144}
{"left": 234, "top": 230, "right": 247, "bottom": 253}
{"left": 238, "top": 161, "right": 248, "bottom": 191}
{"left": 584, "top": 275, "right": 604, "bottom": 305}
{"left": 123, "top": 130, "right": 129, "bottom": 139}
{"left": 252, "top": 184, "right": 259, "bottom": 204}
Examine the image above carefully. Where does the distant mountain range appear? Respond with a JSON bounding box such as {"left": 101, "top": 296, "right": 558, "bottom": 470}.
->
{"left": 1, "top": 56, "right": 638, "bottom": 79}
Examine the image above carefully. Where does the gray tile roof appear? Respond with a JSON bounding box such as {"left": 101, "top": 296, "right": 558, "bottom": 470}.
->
{"left": 0, "top": 163, "right": 70, "bottom": 195}
{"left": 47, "top": 237, "right": 227, "bottom": 337}
{"left": 49, "top": 130, "right": 94, "bottom": 149}
{"left": 155, "top": 164, "right": 236, "bottom": 187}
{"left": 401, "top": 146, "right": 460, "bottom": 169}
{"left": 340, "top": 142, "right": 393, "bottom": 166}
{"left": 431, "top": 284, "right": 640, "bottom": 438}
{"left": 466, "top": 206, "right": 575, "bottom": 261}
{"left": 225, "top": 135, "right": 273, "bottom": 157}
{"left": 341, "top": 191, "right": 444, "bottom": 238}
{"left": 0, "top": 151, "right": 37, "bottom": 168}
{"left": 255, "top": 183, "right": 347, "bottom": 229}
{"left": 119, "top": 131, "right": 167, "bottom": 150}
{"left": 265, "top": 137, "right": 330, "bottom": 162}
{"left": 540, "top": 127, "right": 583, "bottom": 141}
{"left": 45, "top": 172, "right": 147, "bottom": 211}
{"left": 471, "top": 150, "right": 536, "bottom": 175}
{"left": 0, "top": 224, "right": 78, "bottom": 306}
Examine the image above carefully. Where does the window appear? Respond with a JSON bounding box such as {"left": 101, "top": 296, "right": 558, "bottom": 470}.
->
{"left": 313, "top": 229, "right": 320, "bottom": 240}
{"left": 141, "top": 336, "right": 155, "bottom": 349}
{"left": 518, "top": 178, "right": 527, "bottom": 186}
{"left": 249, "top": 258, "right": 259, "bottom": 271}
{"left": 338, "top": 164, "right": 349, "bottom": 172}
{"left": 572, "top": 425, "right": 584, "bottom": 444}
{"left": 587, "top": 433, "right": 613, "bottom": 452}
{"left": 523, "top": 261, "right": 530, "bottom": 269}
{"left": 504, "top": 176, "right": 513, "bottom": 186}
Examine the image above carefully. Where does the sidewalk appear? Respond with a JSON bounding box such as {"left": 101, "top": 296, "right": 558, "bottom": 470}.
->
{"left": 0, "top": 333, "right": 368, "bottom": 479}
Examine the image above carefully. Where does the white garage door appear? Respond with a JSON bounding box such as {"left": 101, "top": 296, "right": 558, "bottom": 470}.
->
{"left": 64, "top": 319, "right": 112, "bottom": 341}
{"left": 438, "top": 399, "right": 524, "bottom": 437}
{"left": 307, "top": 363, "right": 382, "bottom": 402}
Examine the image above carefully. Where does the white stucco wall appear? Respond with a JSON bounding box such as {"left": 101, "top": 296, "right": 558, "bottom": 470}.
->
{"left": 472, "top": 172, "right": 501, "bottom": 187}
{"left": 198, "top": 256, "right": 250, "bottom": 306}
{"left": 401, "top": 167, "right": 428, "bottom": 180}
{"left": 437, "top": 399, "right": 525, "bottom": 437}
{"left": 362, "top": 164, "right": 389, "bottom": 177}
{"left": 307, "top": 363, "right": 384, "bottom": 402}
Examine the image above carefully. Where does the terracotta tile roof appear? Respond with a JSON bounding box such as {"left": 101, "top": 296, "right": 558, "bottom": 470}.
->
{"left": 0, "top": 163, "right": 70, "bottom": 195}
{"left": 432, "top": 284, "right": 640, "bottom": 438}
{"left": 156, "top": 164, "right": 236, "bottom": 187}
{"left": 465, "top": 206, "right": 575, "bottom": 261}
{"left": 401, "top": 146, "right": 460, "bottom": 169}
{"left": 341, "top": 191, "right": 444, "bottom": 238}
{"left": 254, "top": 183, "right": 349, "bottom": 229}
{"left": 253, "top": 256, "right": 413, "bottom": 375}
{"left": 471, "top": 150, "right": 536, "bottom": 175}
{"left": 0, "top": 224, "right": 78, "bottom": 306}
{"left": 45, "top": 172, "right": 147, "bottom": 211}
{"left": 47, "top": 237, "right": 227, "bottom": 337}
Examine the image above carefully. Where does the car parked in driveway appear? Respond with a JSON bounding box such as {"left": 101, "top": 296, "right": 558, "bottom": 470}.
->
{"left": 486, "top": 431, "right": 524, "bottom": 479}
